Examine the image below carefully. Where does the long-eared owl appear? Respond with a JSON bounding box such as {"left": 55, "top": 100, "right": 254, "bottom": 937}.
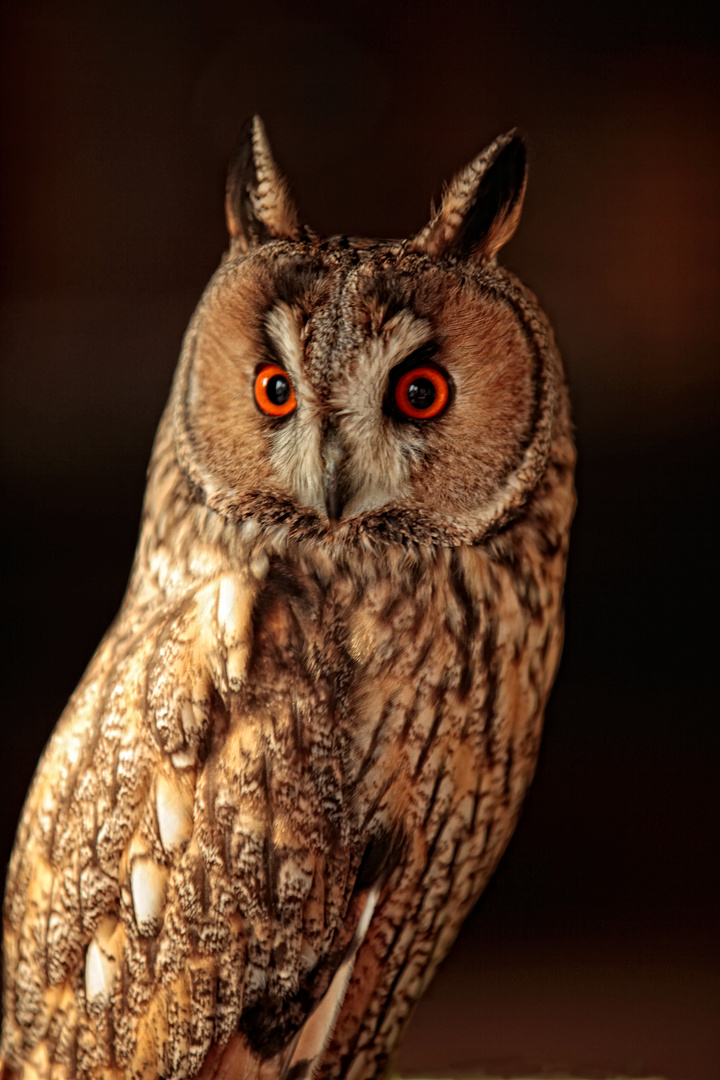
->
{"left": 1, "top": 118, "right": 575, "bottom": 1080}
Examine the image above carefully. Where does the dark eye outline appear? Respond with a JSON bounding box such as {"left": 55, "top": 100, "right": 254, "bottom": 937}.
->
{"left": 254, "top": 363, "right": 297, "bottom": 418}
{"left": 385, "top": 349, "right": 453, "bottom": 422}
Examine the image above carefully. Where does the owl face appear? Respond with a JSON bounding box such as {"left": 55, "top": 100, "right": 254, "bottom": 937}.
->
{"left": 173, "top": 119, "right": 558, "bottom": 548}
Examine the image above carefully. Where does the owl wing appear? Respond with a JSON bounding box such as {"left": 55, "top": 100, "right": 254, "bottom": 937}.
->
{"left": 1, "top": 570, "right": 373, "bottom": 1080}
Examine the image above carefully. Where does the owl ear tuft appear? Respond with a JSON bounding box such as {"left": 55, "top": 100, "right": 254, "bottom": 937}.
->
{"left": 410, "top": 131, "right": 527, "bottom": 262}
{"left": 225, "top": 116, "right": 301, "bottom": 252}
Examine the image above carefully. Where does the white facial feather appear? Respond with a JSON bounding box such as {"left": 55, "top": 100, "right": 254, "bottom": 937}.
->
{"left": 338, "top": 311, "right": 431, "bottom": 516}
{"left": 265, "top": 304, "right": 434, "bottom": 519}
{"left": 265, "top": 304, "right": 326, "bottom": 512}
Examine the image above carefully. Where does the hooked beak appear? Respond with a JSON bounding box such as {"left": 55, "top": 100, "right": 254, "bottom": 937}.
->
{"left": 322, "top": 440, "right": 350, "bottom": 523}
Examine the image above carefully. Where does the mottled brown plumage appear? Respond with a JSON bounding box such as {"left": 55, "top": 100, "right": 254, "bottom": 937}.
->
{"left": 1, "top": 117, "right": 575, "bottom": 1080}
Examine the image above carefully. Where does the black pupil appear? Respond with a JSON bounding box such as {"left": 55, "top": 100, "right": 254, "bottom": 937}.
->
{"left": 407, "top": 377, "right": 436, "bottom": 411}
{"left": 267, "top": 373, "right": 290, "bottom": 406}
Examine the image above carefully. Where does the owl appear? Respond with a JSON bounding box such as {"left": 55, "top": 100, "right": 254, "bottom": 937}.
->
{"left": 1, "top": 118, "right": 575, "bottom": 1080}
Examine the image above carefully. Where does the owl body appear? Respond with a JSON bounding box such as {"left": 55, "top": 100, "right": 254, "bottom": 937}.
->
{"left": 1, "top": 121, "right": 574, "bottom": 1080}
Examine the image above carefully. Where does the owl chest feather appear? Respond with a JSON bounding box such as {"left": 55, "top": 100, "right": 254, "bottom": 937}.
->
{"left": 234, "top": 533, "right": 561, "bottom": 898}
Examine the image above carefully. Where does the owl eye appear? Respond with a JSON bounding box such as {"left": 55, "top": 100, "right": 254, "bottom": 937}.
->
{"left": 393, "top": 365, "right": 450, "bottom": 420}
{"left": 254, "top": 364, "right": 297, "bottom": 417}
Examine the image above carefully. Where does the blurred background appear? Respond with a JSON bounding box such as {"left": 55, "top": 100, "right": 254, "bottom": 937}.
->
{"left": 1, "top": 1, "right": 718, "bottom": 1077}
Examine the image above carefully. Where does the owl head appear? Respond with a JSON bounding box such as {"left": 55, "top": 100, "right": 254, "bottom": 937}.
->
{"left": 171, "top": 117, "right": 563, "bottom": 549}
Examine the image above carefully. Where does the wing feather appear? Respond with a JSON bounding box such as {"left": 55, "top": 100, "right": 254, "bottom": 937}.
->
{"left": 1, "top": 569, "right": 371, "bottom": 1080}
{"left": 281, "top": 888, "right": 379, "bottom": 1080}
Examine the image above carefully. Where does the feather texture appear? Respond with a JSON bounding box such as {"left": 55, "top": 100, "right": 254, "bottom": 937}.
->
{"left": 1, "top": 120, "right": 574, "bottom": 1080}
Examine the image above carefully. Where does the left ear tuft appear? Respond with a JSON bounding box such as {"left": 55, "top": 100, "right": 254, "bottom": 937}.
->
{"left": 410, "top": 131, "right": 527, "bottom": 262}
{"left": 225, "top": 116, "right": 301, "bottom": 253}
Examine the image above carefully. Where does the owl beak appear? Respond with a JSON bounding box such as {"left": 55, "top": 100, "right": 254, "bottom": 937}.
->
{"left": 322, "top": 440, "right": 349, "bottom": 523}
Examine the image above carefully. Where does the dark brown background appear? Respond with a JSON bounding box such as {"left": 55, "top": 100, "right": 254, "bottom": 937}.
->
{"left": 1, "top": 1, "right": 718, "bottom": 1077}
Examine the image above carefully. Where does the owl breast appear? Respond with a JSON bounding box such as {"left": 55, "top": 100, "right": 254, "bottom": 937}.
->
{"left": 226, "top": 512, "right": 570, "bottom": 1077}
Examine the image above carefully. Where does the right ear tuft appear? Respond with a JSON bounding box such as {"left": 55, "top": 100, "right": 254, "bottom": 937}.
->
{"left": 409, "top": 131, "right": 527, "bottom": 263}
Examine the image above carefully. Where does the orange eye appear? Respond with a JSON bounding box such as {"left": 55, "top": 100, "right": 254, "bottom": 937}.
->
{"left": 394, "top": 365, "right": 450, "bottom": 419}
{"left": 254, "top": 364, "right": 297, "bottom": 417}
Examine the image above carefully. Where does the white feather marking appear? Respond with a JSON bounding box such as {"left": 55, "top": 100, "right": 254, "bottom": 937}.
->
{"left": 156, "top": 774, "right": 193, "bottom": 852}
{"left": 171, "top": 748, "right": 196, "bottom": 769}
{"left": 130, "top": 858, "right": 167, "bottom": 935}
{"left": 85, "top": 939, "right": 111, "bottom": 1003}
{"left": 85, "top": 917, "right": 120, "bottom": 1004}
{"left": 283, "top": 888, "right": 379, "bottom": 1080}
